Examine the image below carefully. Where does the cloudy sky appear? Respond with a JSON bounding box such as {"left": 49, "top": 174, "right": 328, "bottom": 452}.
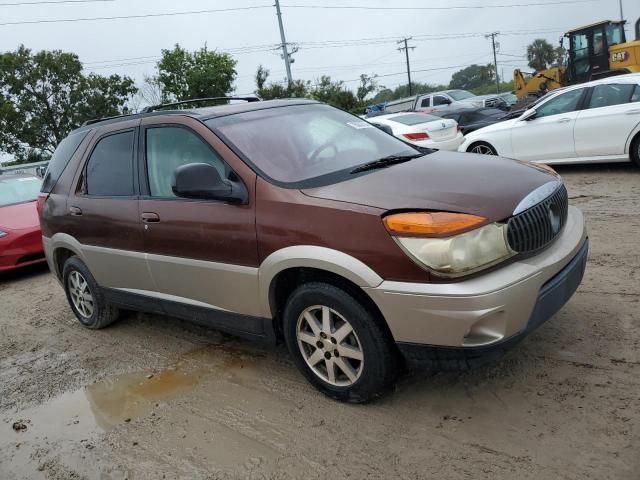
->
{"left": 1, "top": 0, "right": 639, "bottom": 97}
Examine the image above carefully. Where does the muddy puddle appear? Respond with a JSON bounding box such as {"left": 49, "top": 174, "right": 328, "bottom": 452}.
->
{"left": 1, "top": 343, "right": 264, "bottom": 449}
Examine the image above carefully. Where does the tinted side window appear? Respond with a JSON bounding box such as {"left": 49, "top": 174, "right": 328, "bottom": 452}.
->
{"left": 420, "top": 97, "right": 431, "bottom": 108}
{"left": 535, "top": 89, "right": 584, "bottom": 119}
{"left": 433, "top": 96, "right": 449, "bottom": 106}
{"left": 41, "top": 130, "right": 88, "bottom": 193}
{"left": 146, "top": 127, "right": 229, "bottom": 198}
{"left": 632, "top": 85, "right": 640, "bottom": 103}
{"left": 588, "top": 84, "right": 636, "bottom": 109}
{"left": 86, "top": 131, "right": 135, "bottom": 196}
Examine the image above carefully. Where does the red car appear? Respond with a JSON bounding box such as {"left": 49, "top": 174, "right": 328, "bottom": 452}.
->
{"left": 0, "top": 173, "right": 46, "bottom": 272}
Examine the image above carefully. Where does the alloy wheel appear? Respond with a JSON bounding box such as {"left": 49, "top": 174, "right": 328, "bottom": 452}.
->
{"left": 470, "top": 144, "right": 495, "bottom": 155}
{"left": 296, "top": 305, "right": 364, "bottom": 387}
{"left": 68, "top": 270, "right": 94, "bottom": 319}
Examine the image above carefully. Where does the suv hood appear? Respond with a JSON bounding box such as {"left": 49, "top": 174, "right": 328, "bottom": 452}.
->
{"left": 302, "top": 151, "right": 559, "bottom": 222}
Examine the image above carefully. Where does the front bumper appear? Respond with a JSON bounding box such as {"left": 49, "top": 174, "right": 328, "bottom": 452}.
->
{"left": 0, "top": 228, "right": 46, "bottom": 272}
{"left": 364, "top": 206, "right": 587, "bottom": 348}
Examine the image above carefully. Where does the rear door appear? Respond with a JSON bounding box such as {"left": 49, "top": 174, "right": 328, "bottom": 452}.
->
{"left": 138, "top": 115, "right": 261, "bottom": 317}
{"left": 66, "top": 120, "right": 153, "bottom": 291}
{"left": 574, "top": 82, "right": 640, "bottom": 157}
{"left": 511, "top": 87, "right": 586, "bottom": 162}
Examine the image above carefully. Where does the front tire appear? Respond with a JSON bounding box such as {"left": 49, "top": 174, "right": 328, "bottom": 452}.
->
{"left": 62, "top": 256, "right": 119, "bottom": 329}
{"left": 631, "top": 134, "right": 640, "bottom": 168}
{"left": 468, "top": 141, "right": 497, "bottom": 155}
{"left": 283, "top": 282, "right": 398, "bottom": 403}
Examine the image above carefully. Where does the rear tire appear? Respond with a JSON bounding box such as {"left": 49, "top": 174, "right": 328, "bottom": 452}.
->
{"left": 631, "top": 135, "right": 640, "bottom": 168}
{"left": 468, "top": 141, "right": 497, "bottom": 155}
{"left": 283, "top": 282, "right": 398, "bottom": 403}
{"left": 62, "top": 256, "right": 119, "bottom": 329}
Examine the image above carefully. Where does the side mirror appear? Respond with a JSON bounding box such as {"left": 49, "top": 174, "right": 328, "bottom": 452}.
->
{"left": 443, "top": 98, "right": 452, "bottom": 105}
{"left": 374, "top": 123, "right": 394, "bottom": 135}
{"left": 520, "top": 109, "right": 537, "bottom": 121}
{"left": 172, "top": 163, "right": 247, "bottom": 204}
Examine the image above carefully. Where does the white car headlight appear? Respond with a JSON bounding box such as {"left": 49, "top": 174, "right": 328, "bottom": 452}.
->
{"left": 0, "top": 230, "right": 7, "bottom": 238}
{"left": 383, "top": 212, "right": 515, "bottom": 276}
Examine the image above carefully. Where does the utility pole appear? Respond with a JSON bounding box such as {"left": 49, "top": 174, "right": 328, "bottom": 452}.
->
{"left": 486, "top": 32, "right": 500, "bottom": 94}
{"left": 274, "top": 0, "right": 293, "bottom": 87}
{"left": 618, "top": 0, "right": 624, "bottom": 22}
{"left": 397, "top": 38, "right": 416, "bottom": 95}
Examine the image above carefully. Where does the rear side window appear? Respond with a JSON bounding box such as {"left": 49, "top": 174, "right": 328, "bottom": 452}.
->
{"left": 632, "top": 85, "right": 640, "bottom": 103}
{"left": 588, "top": 83, "right": 636, "bottom": 109}
{"left": 85, "top": 131, "right": 135, "bottom": 196}
{"left": 41, "top": 130, "right": 88, "bottom": 193}
{"left": 420, "top": 97, "right": 431, "bottom": 108}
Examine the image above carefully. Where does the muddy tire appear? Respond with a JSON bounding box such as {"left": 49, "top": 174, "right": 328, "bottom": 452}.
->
{"left": 62, "top": 256, "right": 119, "bottom": 329}
{"left": 283, "top": 282, "right": 398, "bottom": 403}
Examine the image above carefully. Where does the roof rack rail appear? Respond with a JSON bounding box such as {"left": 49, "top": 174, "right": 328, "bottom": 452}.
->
{"left": 140, "top": 96, "right": 261, "bottom": 114}
{"left": 82, "top": 113, "right": 134, "bottom": 127}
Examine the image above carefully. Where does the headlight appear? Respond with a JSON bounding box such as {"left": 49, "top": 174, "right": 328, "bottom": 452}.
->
{"left": 0, "top": 230, "right": 7, "bottom": 238}
{"left": 383, "top": 212, "right": 515, "bottom": 276}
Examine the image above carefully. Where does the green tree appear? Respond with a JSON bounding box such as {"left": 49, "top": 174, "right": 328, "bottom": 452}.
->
{"left": 554, "top": 46, "right": 567, "bottom": 67}
{"left": 254, "top": 65, "right": 310, "bottom": 100}
{"left": 526, "top": 39, "right": 556, "bottom": 71}
{"left": 0, "top": 45, "right": 136, "bottom": 163}
{"left": 356, "top": 74, "right": 379, "bottom": 104}
{"left": 450, "top": 64, "right": 495, "bottom": 90}
{"left": 311, "top": 76, "right": 359, "bottom": 111}
{"left": 156, "top": 44, "right": 237, "bottom": 103}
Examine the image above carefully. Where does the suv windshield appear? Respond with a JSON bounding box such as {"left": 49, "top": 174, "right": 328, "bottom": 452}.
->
{"left": 207, "top": 104, "right": 420, "bottom": 185}
{"left": 0, "top": 175, "right": 42, "bottom": 207}
{"left": 447, "top": 90, "right": 475, "bottom": 101}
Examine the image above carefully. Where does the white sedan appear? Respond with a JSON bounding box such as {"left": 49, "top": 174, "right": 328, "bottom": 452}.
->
{"left": 368, "top": 112, "right": 464, "bottom": 151}
{"left": 459, "top": 73, "right": 640, "bottom": 166}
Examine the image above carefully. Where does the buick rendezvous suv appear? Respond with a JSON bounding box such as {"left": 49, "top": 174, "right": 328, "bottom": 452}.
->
{"left": 39, "top": 98, "right": 588, "bottom": 402}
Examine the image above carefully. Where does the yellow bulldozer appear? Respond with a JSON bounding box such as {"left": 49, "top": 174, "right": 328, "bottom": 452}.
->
{"left": 514, "top": 18, "right": 640, "bottom": 99}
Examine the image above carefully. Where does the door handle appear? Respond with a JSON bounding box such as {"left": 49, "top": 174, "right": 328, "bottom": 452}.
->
{"left": 557, "top": 118, "right": 572, "bottom": 123}
{"left": 141, "top": 212, "right": 160, "bottom": 223}
{"left": 625, "top": 109, "right": 640, "bottom": 115}
{"left": 69, "top": 206, "right": 82, "bottom": 216}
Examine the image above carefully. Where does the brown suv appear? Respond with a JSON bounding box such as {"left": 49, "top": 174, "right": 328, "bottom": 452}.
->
{"left": 39, "top": 98, "right": 588, "bottom": 402}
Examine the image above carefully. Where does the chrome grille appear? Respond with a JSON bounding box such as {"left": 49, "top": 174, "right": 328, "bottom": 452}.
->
{"left": 507, "top": 184, "right": 569, "bottom": 253}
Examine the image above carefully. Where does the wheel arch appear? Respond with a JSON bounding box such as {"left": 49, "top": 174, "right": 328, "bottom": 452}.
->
{"left": 48, "top": 233, "right": 86, "bottom": 280}
{"left": 258, "top": 246, "right": 391, "bottom": 340}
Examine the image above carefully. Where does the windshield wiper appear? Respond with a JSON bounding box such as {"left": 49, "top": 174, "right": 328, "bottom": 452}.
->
{"left": 350, "top": 153, "right": 423, "bottom": 174}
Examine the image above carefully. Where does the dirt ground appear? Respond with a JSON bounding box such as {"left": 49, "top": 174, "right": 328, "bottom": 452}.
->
{"left": 1, "top": 164, "right": 638, "bottom": 480}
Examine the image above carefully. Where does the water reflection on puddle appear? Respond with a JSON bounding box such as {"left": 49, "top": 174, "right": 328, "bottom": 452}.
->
{"left": 2, "top": 343, "right": 262, "bottom": 445}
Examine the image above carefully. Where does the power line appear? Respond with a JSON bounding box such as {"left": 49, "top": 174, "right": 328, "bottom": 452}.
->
{"left": 0, "top": 5, "right": 273, "bottom": 26}
{"left": 282, "top": 0, "right": 597, "bottom": 10}
{"left": 0, "top": 0, "right": 112, "bottom": 5}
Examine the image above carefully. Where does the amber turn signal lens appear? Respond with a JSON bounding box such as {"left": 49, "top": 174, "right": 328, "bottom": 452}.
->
{"left": 383, "top": 212, "right": 487, "bottom": 237}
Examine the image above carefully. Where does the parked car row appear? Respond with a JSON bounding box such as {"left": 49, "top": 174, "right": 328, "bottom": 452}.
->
{"left": 460, "top": 73, "right": 640, "bottom": 165}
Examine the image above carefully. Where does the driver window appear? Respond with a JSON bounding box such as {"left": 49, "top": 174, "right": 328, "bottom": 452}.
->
{"left": 535, "top": 89, "right": 584, "bottom": 119}
{"left": 146, "top": 127, "right": 229, "bottom": 198}
{"left": 572, "top": 34, "right": 589, "bottom": 60}
{"left": 433, "top": 96, "right": 449, "bottom": 106}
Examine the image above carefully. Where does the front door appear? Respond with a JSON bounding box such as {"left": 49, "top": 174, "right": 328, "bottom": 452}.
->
{"left": 138, "top": 116, "right": 261, "bottom": 317}
{"left": 66, "top": 120, "right": 152, "bottom": 291}
{"left": 511, "top": 87, "right": 586, "bottom": 162}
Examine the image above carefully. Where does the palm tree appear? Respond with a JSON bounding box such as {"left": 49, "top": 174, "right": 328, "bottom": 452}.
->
{"left": 527, "top": 39, "right": 556, "bottom": 72}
